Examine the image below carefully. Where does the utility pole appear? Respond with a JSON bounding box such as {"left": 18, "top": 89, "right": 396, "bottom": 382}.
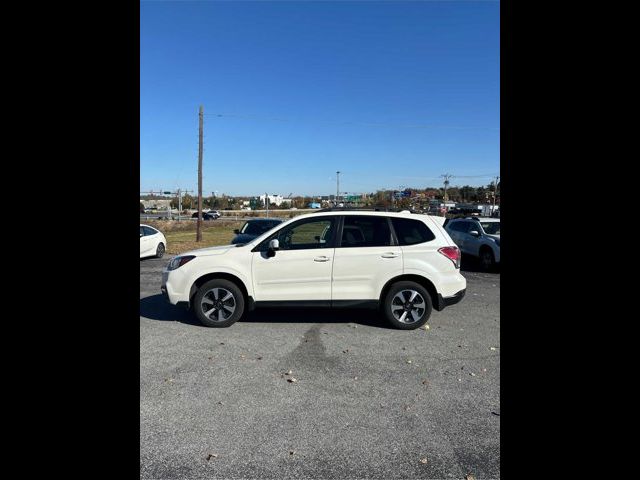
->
{"left": 178, "top": 188, "right": 181, "bottom": 220}
{"left": 265, "top": 192, "right": 269, "bottom": 218}
{"left": 440, "top": 174, "right": 453, "bottom": 215}
{"left": 336, "top": 171, "right": 340, "bottom": 206}
{"left": 196, "top": 105, "right": 203, "bottom": 241}
{"left": 492, "top": 175, "right": 500, "bottom": 215}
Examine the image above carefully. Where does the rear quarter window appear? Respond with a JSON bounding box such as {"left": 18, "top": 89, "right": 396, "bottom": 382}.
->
{"left": 391, "top": 218, "right": 436, "bottom": 245}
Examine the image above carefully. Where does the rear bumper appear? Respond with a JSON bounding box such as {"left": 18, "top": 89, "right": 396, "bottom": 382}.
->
{"left": 434, "top": 288, "right": 466, "bottom": 311}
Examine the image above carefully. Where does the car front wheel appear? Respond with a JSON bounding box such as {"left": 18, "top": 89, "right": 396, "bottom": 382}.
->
{"left": 156, "top": 242, "right": 165, "bottom": 258}
{"left": 193, "top": 279, "right": 245, "bottom": 328}
{"left": 383, "top": 281, "right": 433, "bottom": 330}
{"left": 480, "top": 248, "right": 495, "bottom": 271}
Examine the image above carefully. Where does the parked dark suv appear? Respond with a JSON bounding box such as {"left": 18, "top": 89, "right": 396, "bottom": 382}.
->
{"left": 231, "top": 218, "right": 284, "bottom": 245}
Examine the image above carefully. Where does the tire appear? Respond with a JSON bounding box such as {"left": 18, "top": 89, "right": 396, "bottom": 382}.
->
{"left": 479, "top": 248, "right": 495, "bottom": 272}
{"left": 382, "top": 281, "right": 433, "bottom": 330}
{"left": 155, "top": 242, "right": 165, "bottom": 258}
{"left": 193, "top": 279, "right": 245, "bottom": 328}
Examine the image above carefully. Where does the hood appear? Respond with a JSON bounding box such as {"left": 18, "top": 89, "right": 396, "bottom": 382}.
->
{"left": 486, "top": 234, "right": 500, "bottom": 245}
{"left": 180, "top": 244, "right": 234, "bottom": 256}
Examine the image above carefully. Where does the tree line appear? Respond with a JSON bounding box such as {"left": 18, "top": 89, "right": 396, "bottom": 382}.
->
{"left": 140, "top": 181, "right": 499, "bottom": 212}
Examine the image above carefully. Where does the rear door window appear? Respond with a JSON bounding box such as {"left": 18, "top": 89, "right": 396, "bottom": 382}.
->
{"left": 449, "top": 221, "right": 470, "bottom": 233}
{"left": 391, "top": 218, "right": 436, "bottom": 245}
{"left": 340, "top": 216, "right": 393, "bottom": 247}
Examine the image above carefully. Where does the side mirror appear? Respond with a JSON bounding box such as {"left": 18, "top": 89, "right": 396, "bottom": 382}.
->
{"left": 234, "top": 229, "right": 240, "bottom": 234}
{"left": 267, "top": 238, "right": 279, "bottom": 257}
{"left": 469, "top": 230, "right": 480, "bottom": 237}
{"left": 140, "top": 233, "right": 143, "bottom": 237}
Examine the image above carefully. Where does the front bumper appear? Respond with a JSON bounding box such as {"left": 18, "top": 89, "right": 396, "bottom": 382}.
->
{"left": 434, "top": 288, "right": 466, "bottom": 311}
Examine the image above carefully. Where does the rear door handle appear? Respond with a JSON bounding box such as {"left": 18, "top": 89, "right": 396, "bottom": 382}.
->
{"left": 314, "top": 256, "right": 330, "bottom": 262}
{"left": 381, "top": 252, "right": 399, "bottom": 258}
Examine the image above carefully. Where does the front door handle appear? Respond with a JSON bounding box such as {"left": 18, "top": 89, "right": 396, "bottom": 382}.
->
{"left": 314, "top": 256, "right": 330, "bottom": 262}
{"left": 381, "top": 252, "right": 399, "bottom": 258}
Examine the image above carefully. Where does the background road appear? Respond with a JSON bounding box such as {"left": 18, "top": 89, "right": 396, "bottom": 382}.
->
{"left": 140, "top": 256, "right": 500, "bottom": 479}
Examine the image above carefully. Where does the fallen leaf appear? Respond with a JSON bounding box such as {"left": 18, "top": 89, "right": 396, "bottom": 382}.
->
{"left": 465, "top": 475, "right": 476, "bottom": 480}
{"left": 423, "top": 325, "right": 430, "bottom": 330}
{"left": 287, "top": 377, "right": 297, "bottom": 383}
{"left": 482, "top": 368, "right": 487, "bottom": 372}
{"left": 470, "top": 372, "right": 476, "bottom": 376}
{"left": 419, "top": 457, "right": 428, "bottom": 464}
{"left": 217, "top": 401, "right": 223, "bottom": 405}
{"left": 206, "top": 454, "right": 218, "bottom": 461}
{"left": 406, "top": 360, "right": 412, "bottom": 364}
{"left": 491, "top": 411, "right": 500, "bottom": 416}
{"left": 354, "top": 376, "right": 358, "bottom": 380}
{"left": 422, "top": 380, "right": 429, "bottom": 385}
{"left": 490, "top": 347, "right": 497, "bottom": 351}
{"left": 285, "top": 370, "right": 293, "bottom": 375}
{"left": 343, "top": 349, "right": 349, "bottom": 353}
{"left": 257, "top": 356, "right": 263, "bottom": 360}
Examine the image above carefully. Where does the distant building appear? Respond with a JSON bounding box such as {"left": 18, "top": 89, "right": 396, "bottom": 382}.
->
{"left": 259, "top": 194, "right": 292, "bottom": 207}
{"left": 140, "top": 199, "right": 171, "bottom": 210}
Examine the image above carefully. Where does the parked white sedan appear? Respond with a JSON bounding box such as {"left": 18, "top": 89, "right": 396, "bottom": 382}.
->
{"left": 140, "top": 224, "right": 167, "bottom": 259}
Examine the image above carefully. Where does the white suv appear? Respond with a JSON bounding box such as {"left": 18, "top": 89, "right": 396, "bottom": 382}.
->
{"left": 444, "top": 217, "right": 500, "bottom": 270}
{"left": 162, "top": 211, "right": 466, "bottom": 330}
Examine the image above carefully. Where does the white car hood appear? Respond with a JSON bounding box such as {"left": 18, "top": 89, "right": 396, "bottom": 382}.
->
{"left": 181, "top": 244, "right": 235, "bottom": 257}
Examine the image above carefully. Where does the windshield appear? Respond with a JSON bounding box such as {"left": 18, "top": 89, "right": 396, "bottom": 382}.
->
{"left": 241, "top": 220, "right": 280, "bottom": 235}
{"left": 480, "top": 222, "right": 500, "bottom": 235}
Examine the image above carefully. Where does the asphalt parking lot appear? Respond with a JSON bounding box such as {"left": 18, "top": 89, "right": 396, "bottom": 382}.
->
{"left": 140, "top": 255, "right": 500, "bottom": 480}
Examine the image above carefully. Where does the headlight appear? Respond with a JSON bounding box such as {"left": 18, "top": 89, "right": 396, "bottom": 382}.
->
{"left": 167, "top": 255, "right": 196, "bottom": 271}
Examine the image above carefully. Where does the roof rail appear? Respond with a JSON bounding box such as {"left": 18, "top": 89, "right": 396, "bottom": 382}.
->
{"left": 313, "top": 207, "right": 423, "bottom": 214}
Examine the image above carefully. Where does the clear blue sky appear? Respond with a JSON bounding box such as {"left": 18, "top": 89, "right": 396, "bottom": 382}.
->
{"left": 140, "top": 0, "right": 499, "bottom": 197}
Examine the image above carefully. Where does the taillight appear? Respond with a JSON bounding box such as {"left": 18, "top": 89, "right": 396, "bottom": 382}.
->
{"left": 438, "top": 246, "right": 461, "bottom": 268}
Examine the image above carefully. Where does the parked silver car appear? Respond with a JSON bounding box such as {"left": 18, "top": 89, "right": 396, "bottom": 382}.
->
{"left": 444, "top": 217, "right": 500, "bottom": 270}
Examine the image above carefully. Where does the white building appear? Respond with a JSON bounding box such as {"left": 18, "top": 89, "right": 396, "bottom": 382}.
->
{"left": 140, "top": 199, "right": 172, "bottom": 210}
{"left": 259, "top": 194, "right": 292, "bottom": 207}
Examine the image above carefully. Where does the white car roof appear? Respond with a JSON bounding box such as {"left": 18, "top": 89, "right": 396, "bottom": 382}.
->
{"left": 450, "top": 217, "right": 499, "bottom": 222}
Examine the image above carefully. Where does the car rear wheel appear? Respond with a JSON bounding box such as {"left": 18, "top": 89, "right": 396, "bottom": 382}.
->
{"left": 193, "top": 279, "right": 245, "bottom": 328}
{"left": 156, "top": 242, "right": 165, "bottom": 258}
{"left": 383, "top": 281, "right": 432, "bottom": 330}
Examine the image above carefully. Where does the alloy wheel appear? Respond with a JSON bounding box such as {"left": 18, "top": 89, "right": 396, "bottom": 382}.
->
{"left": 391, "top": 290, "right": 426, "bottom": 324}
